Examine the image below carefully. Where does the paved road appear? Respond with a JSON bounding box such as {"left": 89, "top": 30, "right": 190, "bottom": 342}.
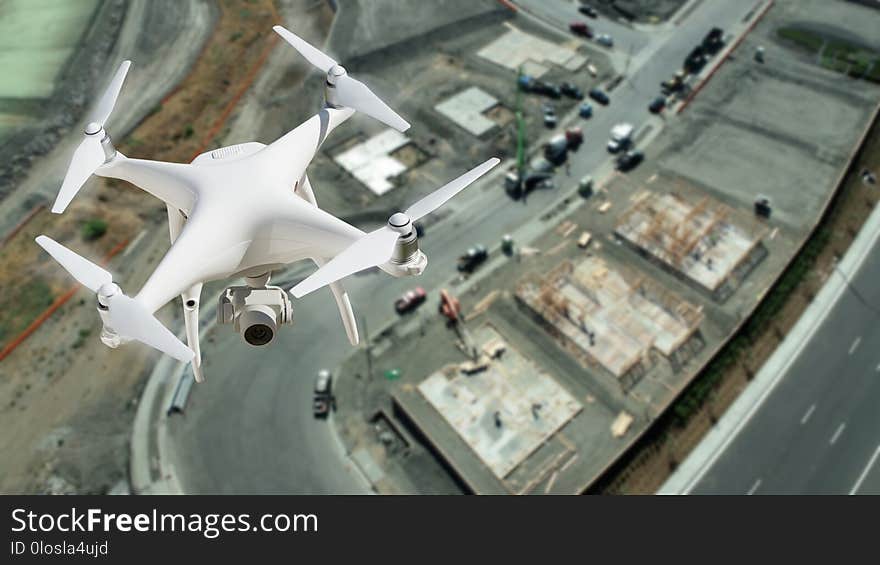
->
{"left": 688, "top": 234, "right": 880, "bottom": 495}
{"left": 167, "top": 0, "right": 762, "bottom": 493}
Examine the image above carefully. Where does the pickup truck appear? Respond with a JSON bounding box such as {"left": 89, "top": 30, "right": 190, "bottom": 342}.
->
{"left": 313, "top": 370, "right": 333, "bottom": 419}
{"left": 607, "top": 122, "right": 634, "bottom": 153}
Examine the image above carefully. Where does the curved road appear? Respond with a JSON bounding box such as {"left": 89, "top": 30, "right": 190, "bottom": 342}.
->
{"left": 166, "top": 0, "right": 761, "bottom": 493}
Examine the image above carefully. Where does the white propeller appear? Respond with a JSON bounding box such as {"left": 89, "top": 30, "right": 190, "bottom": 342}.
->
{"left": 291, "top": 157, "right": 500, "bottom": 298}
{"left": 53, "top": 60, "right": 131, "bottom": 214}
{"left": 273, "top": 26, "right": 410, "bottom": 132}
{"left": 35, "top": 235, "right": 194, "bottom": 362}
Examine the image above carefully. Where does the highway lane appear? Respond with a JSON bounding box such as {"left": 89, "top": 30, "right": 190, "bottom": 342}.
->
{"left": 167, "top": 0, "right": 762, "bottom": 493}
{"left": 690, "top": 237, "right": 880, "bottom": 495}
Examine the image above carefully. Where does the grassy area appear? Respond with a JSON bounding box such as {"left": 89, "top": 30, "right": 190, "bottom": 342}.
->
{"left": 81, "top": 219, "right": 108, "bottom": 241}
{"left": 777, "top": 26, "right": 880, "bottom": 83}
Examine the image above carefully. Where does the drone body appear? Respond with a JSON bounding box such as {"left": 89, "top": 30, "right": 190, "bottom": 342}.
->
{"left": 36, "top": 26, "right": 499, "bottom": 382}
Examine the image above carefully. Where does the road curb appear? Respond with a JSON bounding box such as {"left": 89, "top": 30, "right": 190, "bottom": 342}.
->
{"left": 130, "top": 354, "right": 186, "bottom": 494}
{"left": 659, "top": 199, "right": 880, "bottom": 494}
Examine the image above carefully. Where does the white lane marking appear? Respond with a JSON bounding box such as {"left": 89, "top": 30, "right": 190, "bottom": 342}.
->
{"left": 800, "top": 404, "right": 816, "bottom": 425}
{"left": 850, "top": 445, "right": 880, "bottom": 495}
{"left": 849, "top": 337, "right": 862, "bottom": 355}
{"left": 830, "top": 423, "right": 847, "bottom": 445}
{"left": 747, "top": 478, "right": 762, "bottom": 495}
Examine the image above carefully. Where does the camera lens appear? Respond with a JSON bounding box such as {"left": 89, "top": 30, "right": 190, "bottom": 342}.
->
{"left": 244, "top": 323, "right": 274, "bottom": 346}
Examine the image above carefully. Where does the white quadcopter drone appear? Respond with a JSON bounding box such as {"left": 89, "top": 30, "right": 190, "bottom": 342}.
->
{"left": 36, "top": 26, "right": 499, "bottom": 382}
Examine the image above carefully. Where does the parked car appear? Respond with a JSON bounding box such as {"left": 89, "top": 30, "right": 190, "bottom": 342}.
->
{"left": 578, "top": 102, "right": 594, "bottom": 119}
{"left": 458, "top": 245, "right": 489, "bottom": 273}
{"left": 534, "top": 80, "right": 561, "bottom": 98}
{"left": 543, "top": 112, "right": 558, "bottom": 128}
{"left": 702, "top": 27, "right": 724, "bottom": 54}
{"left": 313, "top": 369, "right": 333, "bottom": 419}
{"left": 684, "top": 45, "right": 707, "bottom": 73}
{"left": 566, "top": 126, "right": 584, "bottom": 145}
{"left": 569, "top": 21, "right": 594, "bottom": 39}
{"left": 648, "top": 96, "right": 666, "bottom": 113}
{"left": 395, "top": 287, "right": 427, "bottom": 314}
{"left": 596, "top": 33, "right": 614, "bottom": 48}
{"left": 616, "top": 149, "right": 644, "bottom": 172}
{"left": 578, "top": 4, "right": 598, "bottom": 18}
{"left": 560, "top": 82, "right": 584, "bottom": 100}
{"left": 588, "top": 88, "right": 610, "bottom": 105}
{"left": 577, "top": 231, "right": 593, "bottom": 248}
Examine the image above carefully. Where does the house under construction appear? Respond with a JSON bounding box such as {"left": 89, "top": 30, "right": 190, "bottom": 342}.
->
{"left": 516, "top": 256, "right": 704, "bottom": 389}
{"left": 615, "top": 191, "right": 767, "bottom": 301}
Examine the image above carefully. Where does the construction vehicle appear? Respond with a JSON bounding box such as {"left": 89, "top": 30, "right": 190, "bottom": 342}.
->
{"left": 439, "top": 289, "right": 461, "bottom": 322}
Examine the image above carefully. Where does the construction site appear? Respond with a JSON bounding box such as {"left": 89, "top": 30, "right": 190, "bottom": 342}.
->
{"left": 614, "top": 186, "right": 768, "bottom": 301}
{"left": 392, "top": 324, "right": 592, "bottom": 494}
{"left": 516, "top": 256, "right": 704, "bottom": 390}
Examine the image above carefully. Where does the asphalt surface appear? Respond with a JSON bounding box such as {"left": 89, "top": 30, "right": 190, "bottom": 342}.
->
{"left": 689, "top": 234, "right": 880, "bottom": 495}
{"left": 167, "top": 0, "right": 764, "bottom": 493}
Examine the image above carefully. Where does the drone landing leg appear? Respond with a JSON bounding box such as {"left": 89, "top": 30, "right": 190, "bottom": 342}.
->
{"left": 182, "top": 283, "right": 204, "bottom": 383}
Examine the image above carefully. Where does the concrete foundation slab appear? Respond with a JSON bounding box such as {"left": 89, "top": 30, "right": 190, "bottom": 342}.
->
{"left": 334, "top": 129, "right": 410, "bottom": 195}
{"left": 435, "top": 86, "right": 499, "bottom": 137}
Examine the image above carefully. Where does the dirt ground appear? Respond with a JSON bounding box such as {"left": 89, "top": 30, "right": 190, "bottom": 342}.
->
{"left": 0, "top": 0, "right": 288, "bottom": 494}
{"left": 595, "top": 109, "right": 880, "bottom": 494}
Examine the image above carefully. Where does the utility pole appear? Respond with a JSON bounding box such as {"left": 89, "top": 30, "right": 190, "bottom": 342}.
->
{"left": 514, "top": 66, "right": 527, "bottom": 195}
